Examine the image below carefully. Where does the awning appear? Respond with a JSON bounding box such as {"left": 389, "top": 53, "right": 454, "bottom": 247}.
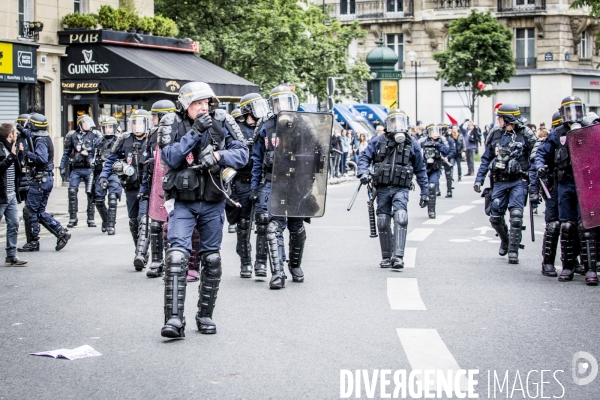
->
{"left": 61, "top": 45, "right": 258, "bottom": 101}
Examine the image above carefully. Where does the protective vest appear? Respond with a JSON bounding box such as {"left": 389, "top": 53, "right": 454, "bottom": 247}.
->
{"left": 554, "top": 125, "right": 573, "bottom": 184}
{"left": 488, "top": 128, "right": 529, "bottom": 181}
{"left": 372, "top": 136, "right": 414, "bottom": 188}
{"left": 66, "top": 130, "right": 95, "bottom": 168}
{"left": 235, "top": 120, "right": 254, "bottom": 180}
{"left": 26, "top": 132, "right": 54, "bottom": 173}
{"left": 160, "top": 112, "right": 227, "bottom": 202}
{"left": 94, "top": 135, "right": 117, "bottom": 173}
{"left": 111, "top": 133, "right": 147, "bottom": 191}
{"left": 260, "top": 116, "right": 277, "bottom": 181}
{"left": 421, "top": 139, "right": 442, "bottom": 172}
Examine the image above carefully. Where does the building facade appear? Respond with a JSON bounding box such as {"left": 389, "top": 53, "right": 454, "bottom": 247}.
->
{"left": 325, "top": 0, "right": 600, "bottom": 128}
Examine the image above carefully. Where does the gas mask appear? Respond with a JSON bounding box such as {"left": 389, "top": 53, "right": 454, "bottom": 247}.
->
{"left": 394, "top": 132, "right": 406, "bottom": 144}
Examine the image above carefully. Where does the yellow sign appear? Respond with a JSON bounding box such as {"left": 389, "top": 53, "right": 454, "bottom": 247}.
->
{"left": 0, "top": 43, "right": 14, "bottom": 75}
{"left": 381, "top": 80, "right": 398, "bottom": 110}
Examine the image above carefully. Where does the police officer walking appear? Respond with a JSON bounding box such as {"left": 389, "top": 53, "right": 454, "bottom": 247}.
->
{"left": 419, "top": 124, "right": 450, "bottom": 219}
{"left": 60, "top": 114, "right": 99, "bottom": 228}
{"left": 17, "top": 114, "right": 71, "bottom": 252}
{"left": 357, "top": 110, "right": 429, "bottom": 269}
{"left": 474, "top": 104, "right": 536, "bottom": 264}
{"left": 157, "top": 82, "right": 248, "bottom": 338}
{"left": 440, "top": 122, "right": 456, "bottom": 198}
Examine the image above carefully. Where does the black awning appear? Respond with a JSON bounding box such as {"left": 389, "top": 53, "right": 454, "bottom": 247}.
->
{"left": 61, "top": 45, "right": 258, "bottom": 100}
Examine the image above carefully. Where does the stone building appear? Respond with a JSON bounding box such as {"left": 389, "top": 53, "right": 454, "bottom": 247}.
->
{"left": 324, "top": 0, "right": 600, "bottom": 128}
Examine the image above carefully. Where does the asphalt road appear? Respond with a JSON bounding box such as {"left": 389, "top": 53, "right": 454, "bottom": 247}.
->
{"left": 1, "top": 174, "right": 599, "bottom": 399}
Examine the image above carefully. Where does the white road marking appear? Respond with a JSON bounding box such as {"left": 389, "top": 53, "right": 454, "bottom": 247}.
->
{"left": 458, "top": 181, "right": 475, "bottom": 185}
{"left": 471, "top": 199, "right": 485, "bottom": 204}
{"left": 449, "top": 239, "right": 471, "bottom": 243}
{"left": 423, "top": 215, "right": 454, "bottom": 225}
{"left": 407, "top": 228, "right": 434, "bottom": 241}
{"left": 404, "top": 247, "right": 417, "bottom": 269}
{"left": 396, "top": 328, "right": 469, "bottom": 392}
{"left": 448, "top": 205, "right": 475, "bottom": 214}
{"left": 387, "top": 278, "right": 427, "bottom": 310}
{"left": 473, "top": 226, "right": 494, "bottom": 234}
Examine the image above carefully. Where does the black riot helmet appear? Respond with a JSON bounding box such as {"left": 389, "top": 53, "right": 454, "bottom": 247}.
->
{"left": 438, "top": 122, "right": 449, "bottom": 135}
{"left": 560, "top": 96, "right": 585, "bottom": 124}
{"left": 127, "top": 109, "right": 152, "bottom": 135}
{"left": 240, "top": 92, "right": 269, "bottom": 120}
{"left": 27, "top": 113, "right": 49, "bottom": 131}
{"left": 230, "top": 108, "right": 244, "bottom": 123}
{"left": 151, "top": 99, "right": 176, "bottom": 121}
{"left": 551, "top": 111, "right": 563, "bottom": 128}
{"left": 426, "top": 123, "right": 440, "bottom": 139}
{"left": 77, "top": 114, "right": 96, "bottom": 132}
{"left": 16, "top": 113, "right": 31, "bottom": 127}
{"left": 496, "top": 104, "right": 522, "bottom": 125}
{"left": 100, "top": 117, "right": 119, "bottom": 136}
{"left": 177, "top": 82, "right": 219, "bottom": 112}
{"left": 269, "top": 85, "right": 298, "bottom": 115}
{"left": 385, "top": 109, "right": 409, "bottom": 144}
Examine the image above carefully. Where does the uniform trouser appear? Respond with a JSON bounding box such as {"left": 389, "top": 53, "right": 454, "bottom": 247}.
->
{"left": 490, "top": 179, "right": 528, "bottom": 255}
{"left": 466, "top": 149, "right": 476, "bottom": 174}
{"left": 228, "top": 179, "right": 252, "bottom": 262}
{"left": 256, "top": 180, "right": 289, "bottom": 262}
{"left": 94, "top": 174, "right": 122, "bottom": 224}
{"left": 443, "top": 161, "right": 454, "bottom": 193}
{"left": 0, "top": 193, "right": 19, "bottom": 257}
{"left": 557, "top": 180, "right": 580, "bottom": 223}
{"left": 542, "top": 185, "right": 560, "bottom": 268}
{"left": 427, "top": 169, "right": 442, "bottom": 213}
{"left": 163, "top": 221, "right": 200, "bottom": 271}
{"left": 375, "top": 186, "right": 410, "bottom": 260}
{"left": 26, "top": 177, "right": 63, "bottom": 238}
{"left": 557, "top": 181, "right": 585, "bottom": 274}
{"left": 544, "top": 185, "right": 559, "bottom": 223}
{"left": 69, "top": 167, "right": 94, "bottom": 220}
{"left": 167, "top": 200, "right": 225, "bottom": 254}
{"left": 456, "top": 158, "right": 463, "bottom": 178}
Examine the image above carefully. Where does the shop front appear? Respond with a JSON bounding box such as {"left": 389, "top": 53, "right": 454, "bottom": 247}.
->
{"left": 58, "top": 30, "right": 259, "bottom": 134}
{"left": 0, "top": 40, "right": 39, "bottom": 123}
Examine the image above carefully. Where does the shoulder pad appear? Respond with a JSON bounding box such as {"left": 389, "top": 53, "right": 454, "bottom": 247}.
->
{"left": 157, "top": 112, "right": 179, "bottom": 149}
{"left": 224, "top": 113, "right": 245, "bottom": 142}
{"left": 159, "top": 112, "right": 177, "bottom": 126}
{"left": 64, "top": 131, "right": 75, "bottom": 146}
{"left": 417, "top": 137, "right": 426, "bottom": 145}
{"left": 212, "top": 109, "right": 227, "bottom": 122}
{"left": 110, "top": 133, "right": 127, "bottom": 154}
{"left": 440, "top": 136, "right": 448, "bottom": 146}
{"left": 34, "top": 130, "right": 49, "bottom": 137}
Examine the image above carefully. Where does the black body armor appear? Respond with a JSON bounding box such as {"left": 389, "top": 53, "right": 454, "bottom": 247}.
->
{"left": 373, "top": 137, "right": 414, "bottom": 188}
{"left": 95, "top": 135, "right": 117, "bottom": 173}
{"left": 421, "top": 140, "right": 442, "bottom": 172}
{"left": 488, "top": 128, "right": 529, "bottom": 182}
{"left": 553, "top": 125, "right": 573, "bottom": 184}
{"left": 66, "top": 130, "right": 95, "bottom": 168}
{"left": 260, "top": 117, "right": 277, "bottom": 182}
{"left": 112, "top": 133, "right": 147, "bottom": 191}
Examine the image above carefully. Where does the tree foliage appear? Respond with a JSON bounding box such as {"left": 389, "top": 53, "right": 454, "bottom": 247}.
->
{"left": 571, "top": 0, "right": 600, "bottom": 17}
{"left": 432, "top": 10, "right": 515, "bottom": 117}
{"left": 154, "top": 0, "right": 370, "bottom": 102}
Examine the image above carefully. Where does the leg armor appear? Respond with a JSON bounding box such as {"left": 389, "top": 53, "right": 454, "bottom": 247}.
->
{"left": 18, "top": 206, "right": 39, "bottom": 252}
{"left": 196, "top": 251, "right": 222, "bottom": 334}
{"left": 377, "top": 214, "right": 393, "bottom": 268}
{"left": 161, "top": 248, "right": 188, "bottom": 338}
{"left": 237, "top": 218, "right": 253, "bottom": 278}
{"left": 428, "top": 183, "right": 436, "bottom": 219}
{"left": 436, "top": 182, "right": 441, "bottom": 197}
{"left": 67, "top": 188, "right": 78, "bottom": 228}
{"left": 86, "top": 193, "right": 96, "bottom": 227}
{"left": 578, "top": 224, "right": 598, "bottom": 286}
{"left": 254, "top": 213, "right": 269, "bottom": 277}
{"left": 36, "top": 215, "right": 71, "bottom": 252}
{"left": 445, "top": 168, "right": 453, "bottom": 198}
{"left": 187, "top": 229, "right": 201, "bottom": 282}
{"left": 541, "top": 221, "right": 560, "bottom": 277}
{"left": 147, "top": 221, "right": 164, "bottom": 278}
{"left": 107, "top": 194, "right": 118, "bottom": 235}
{"left": 129, "top": 218, "right": 139, "bottom": 246}
{"left": 288, "top": 226, "right": 306, "bottom": 282}
{"left": 558, "top": 221, "right": 578, "bottom": 282}
{"left": 392, "top": 210, "right": 408, "bottom": 269}
{"left": 95, "top": 199, "right": 108, "bottom": 233}
{"left": 508, "top": 208, "right": 523, "bottom": 264}
{"left": 133, "top": 216, "right": 150, "bottom": 271}
{"left": 489, "top": 215, "right": 509, "bottom": 256}
{"left": 266, "top": 221, "right": 285, "bottom": 289}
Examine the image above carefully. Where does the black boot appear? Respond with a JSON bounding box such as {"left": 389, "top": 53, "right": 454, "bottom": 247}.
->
{"left": 391, "top": 210, "right": 408, "bottom": 269}
{"left": 129, "top": 219, "right": 139, "bottom": 246}
{"left": 288, "top": 226, "right": 306, "bottom": 282}
{"left": 107, "top": 194, "right": 117, "bottom": 235}
{"left": 86, "top": 194, "right": 96, "bottom": 227}
{"left": 428, "top": 183, "right": 436, "bottom": 219}
{"left": 579, "top": 224, "right": 599, "bottom": 286}
{"left": 254, "top": 213, "right": 268, "bottom": 277}
{"left": 95, "top": 199, "right": 108, "bottom": 233}
{"left": 196, "top": 252, "right": 222, "bottom": 334}
{"left": 490, "top": 215, "right": 509, "bottom": 256}
{"left": 445, "top": 170, "right": 453, "bottom": 198}
{"left": 558, "top": 221, "right": 577, "bottom": 282}
{"left": 134, "top": 217, "right": 149, "bottom": 271}
{"left": 266, "top": 221, "right": 285, "bottom": 289}
{"left": 147, "top": 221, "right": 164, "bottom": 278}
{"left": 55, "top": 228, "right": 71, "bottom": 251}
{"left": 67, "top": 188, "right": 78, "bottom": 228}
{"left": 18, "top": 206, "right": 39, "bottom": 252}
{"left": 541, "top": 221, "right": 560, "bottom": 277}
{"left": 237, "top": 218, "right": 253, "bottom": 278}
{"left": 377, "top": 214, "right": 393, "bottom": 268}
{"left": 436, "top": 183, "right": 441, "bottom": 197}
{"left": 507, "top": 208, "right": 523, "bottom": 264}
{"left": 161, "top": 248, "right": 188, "bottom": 338}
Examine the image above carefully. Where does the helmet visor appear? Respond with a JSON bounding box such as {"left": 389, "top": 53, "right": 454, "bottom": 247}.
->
{"left": 271, "top": 93, "right": 298, "bottom": 114}
{"left": 561, "top": 103, "right": 585, "bottom": 123}
{"left": 428, "top": 126, "right": 440, "bottom": 138}
{"left": 178, "top": 82, "right": 218, "bottom": 111}
{"left": 386, "top": 114, "right": 408, "bottom": 133}
{"left": 128, "top": 116, "right": 152, "bottom": 134}
{"left": 250, "top": 98, "right": 270, "bottom": 119}
{"left": 101, "top": 123, "right": 115, "bottom": 136}
{"left": 78, "top": 116, "right": 96, "bottom": 131}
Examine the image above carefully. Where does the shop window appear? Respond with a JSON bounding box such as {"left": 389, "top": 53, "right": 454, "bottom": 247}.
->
{"left": 22, "top": 83, "right": 45, "bottom": 115}
{"left": 386, "top": 34, "right": 404, "bottom": 71}
{"left": 515, "top": 28, "right": 535, "bottom": 68}
{"left": 580, "top": 31, "right": 590, "bottom": 59}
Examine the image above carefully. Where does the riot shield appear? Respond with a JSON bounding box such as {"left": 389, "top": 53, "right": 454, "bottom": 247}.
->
{"left": 148, "top": 145, "right": 169, "bottom": 222}
{"left": 270, "top": 111, "right": 333, "bottom": 218}
{"left": 568, "top": 123, "right": 600, "bottom": 229}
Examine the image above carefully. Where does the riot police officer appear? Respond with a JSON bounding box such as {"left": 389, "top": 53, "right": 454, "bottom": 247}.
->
{"left": 93, "top": 117, "right": 122, "bottom": 235}
{"left": 419, "top": 124, "right": 450, "bottom": 219}
{"left": 99, "top": 109, "right": 151, "bottom": 270}
{"left": 60, "top": 114, "right": 99, "bottom": 228}
{"left": 158, "top": 82, "right": 248, "bottom": 338}
{"left": 440, "top": 123, "right": 456, "bottom": 198}
{"left": 17, "top": 114, "right": 71, "bottom": 252}
{"left": 535, "top": 96, "right": 598, "bottom": 285}
{"left": 474, "top": 104, "right": 536, "bottom": 264}
{"left": 357, "top": 110, "right": 429, "bottom": 269}
{"left": 250, "top": 85, "right": 304, "bottom": 289}
{"left": 232, "top": 93, "right": 269, "bottom": 278}
{"left": 15, "top": 114, "right": 32, "bottom": 200}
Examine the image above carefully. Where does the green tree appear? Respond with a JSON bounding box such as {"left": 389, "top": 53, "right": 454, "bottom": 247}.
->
{"left": 154, "top": 0, "right": 369, "bottom": 102}
{"left": 432, "top": 10, "right": 515, "bottom": 118}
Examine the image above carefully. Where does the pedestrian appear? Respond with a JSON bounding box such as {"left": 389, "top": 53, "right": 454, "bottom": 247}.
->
{"left": 528, "top": 124, "right": 537, "bottom": 136}
{"left": 330, "top": 129, "right": 343, "bottom": 178}
{"left": 358, "top": 133, "right": 368, "bottom": 154}
{"left": 0, "top": 123, "right": 26, "bottom": 266}
{"left": 451, "top": 124, "right": 466, "bottom": 181}
{"left": 351, "top": 130, "right": 359, "bottom": 166}
{"left": 340, "top": 129, "right": 350, "bottom": 176}
{"left": 440, "top": 123, "right": 456, "bottom": 198}
{"left": 376, "top": 125, "right": 385, "bottom": 136}
{"left": 462, "top": 121, "right": 480, "bottom": 176}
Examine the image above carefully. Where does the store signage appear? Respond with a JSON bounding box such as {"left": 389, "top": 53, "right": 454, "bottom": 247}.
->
{"left": 67, "top": 49, "right": 109, "bottom": 74}
{"left": 0, "top": 42, "right": 37, "bottom": 82}
{"left": 62, "top": 82, "right": 99, "bottom": 90}
{"left": 68, "top": 33, "right": 100, "bottom": 44}
{"left": 544, "top": 52, "right": 553, "bottom": 61}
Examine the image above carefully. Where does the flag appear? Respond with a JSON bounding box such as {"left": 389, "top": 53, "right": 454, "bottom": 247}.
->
{"left": 445, "top": 112, "right": 458, "bottom": 125}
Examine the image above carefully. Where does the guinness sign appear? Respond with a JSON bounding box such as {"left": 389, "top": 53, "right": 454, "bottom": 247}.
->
{"left": 66, "top": 48, "right": 109, "bottom": 75}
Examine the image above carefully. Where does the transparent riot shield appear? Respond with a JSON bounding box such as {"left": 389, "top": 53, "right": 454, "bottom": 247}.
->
{"left": 270, "top": 111, "right": 333, "bottom": 218}
{"left": 568, "top": 123, "right": 600, "bottom": 229}
{"left": 148, "top": 145, "right": 169, "bottom": 222}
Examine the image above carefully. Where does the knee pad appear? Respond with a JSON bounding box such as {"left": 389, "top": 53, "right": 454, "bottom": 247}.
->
{"left": 489, "top": 215, "right": 504, "bottom": 227}
{"left": 108, "top": 194, "right": 118, "bottom": 207}
{"left": 377, "top": 214, "right": 391, "bottom": 231}
{"left": 546, "top": 221, "right": 561, "bottom": 235}
{"left": 68, "top": 187, "right": 77, "bottom": 199}
{"left": 201, "top": 251, "right": 222, "bottom": 278}
{"left": 95, "top": 198, "right": 105, "bottom": 207}
{"left": 578, "top": 223, "right": 596, "bottom": 241}
{"left": 165, "top": 247, "right": 189, "bottom": 273}
{"left": 509, "top": 208, "right": 523, "bottom": 227}
{"left": 560, "top": 221, "right": 576, "bottom": 236}
{"left": 394, "top": 210, "right": 408, "bottom": 226}
{"left": 23, "top": 206, "right": 34, "bottom": 220}
{"left": 267, "top": 221, "right": 280, "bottom": 237}
{"left": 150, "top": 221, "right": 162, "bottom": 234}
{"left": 256, "top": 212, "right": 269, "bottom": 225}
{"left": 238, "top": 218, "right": 250, "bottom": 230}
{"left": 428, "top": 182, "right": 436, "bottom": 192}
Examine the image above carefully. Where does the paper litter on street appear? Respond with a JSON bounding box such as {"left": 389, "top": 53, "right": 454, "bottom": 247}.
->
{"left": 30, "top": 345, "right": 101, "bottom": 360}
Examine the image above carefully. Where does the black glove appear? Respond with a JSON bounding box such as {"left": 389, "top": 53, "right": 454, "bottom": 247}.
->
{"left": 244, "top": 138, "right": 254, "bottom": 147}
{"left": 473, "top": 182, "right": 482, "bottom": 193}
{"left": 529, "top": 191, "right": 540, "bottom": 205}
{"left": 16, "top": 124, "right": 24, "bottom": 133}
{"left": 98, "top": 177, "right": 109, "bottom": 190}
{"left": 359, "top": 174, "right": 372, "bottom": 185}
{"left": 145, "top": 157, "right": 155, "bottom": 174}
{"left": 198, "top": 150, "right": 218, "bottom": 170}
{"left": 537, "top": 165, "right": 548, "bottom": 179}
{"left": 249, "top": 189, "right": 259, "bottom": 203}
{"left": 192, "top": 113, "right": 212, "bottom": 135}
{"left": 419, "top": 194, "right": 429, "bottom": 208}
{"left": 60, "top": 168, "right": 67, "bottom": 181}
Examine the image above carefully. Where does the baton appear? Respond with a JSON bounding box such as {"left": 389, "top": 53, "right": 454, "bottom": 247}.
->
{"left": 347, "top": 182, "right": 363, "bottom": 211}
{"left": 539, "top": 178, "right": 551, "bottom": 199}
{"left": 529, "top": 194, "right": 535, "bottom": 242}
{"left": 367, "top": 183, "right": 378, "bottom": 238}
{"left": 247, "top": 200, "right": 255, "bottom": 243}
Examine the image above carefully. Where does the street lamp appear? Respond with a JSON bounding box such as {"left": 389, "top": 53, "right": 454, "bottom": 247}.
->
{"left": 407, "top": 51, "right": 422, "bottom": 123}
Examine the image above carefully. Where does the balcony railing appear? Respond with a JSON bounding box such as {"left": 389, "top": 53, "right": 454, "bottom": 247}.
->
{"left": 326, "top": 0, "right": 414, "bottom": 21}
{"left": 497, "top": 0, "right": 546, "bottom": 13}
{"left": 18, "top": 21, "right": 43, "bottom": 41}
{"left": 515, "top": 57, "right": 536, "bottom": 69}
{"left": 436, "top": 0, "right": 471, "bottom": 10}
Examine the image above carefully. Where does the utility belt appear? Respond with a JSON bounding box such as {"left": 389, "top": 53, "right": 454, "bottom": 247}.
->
{"left": 70, "top": 155, "right": 90, "bottom": 169}
{"left": 491, "top": 172, "right": 525, "bottom": 183}
{"left": 235, "top": 175, "right": 252, "bottom": 184}
{"left": 33, "top": 171, "right": 52, "bottom": 183}
{"left": 162, "top": 167, "right": 225, "bottom": 203}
